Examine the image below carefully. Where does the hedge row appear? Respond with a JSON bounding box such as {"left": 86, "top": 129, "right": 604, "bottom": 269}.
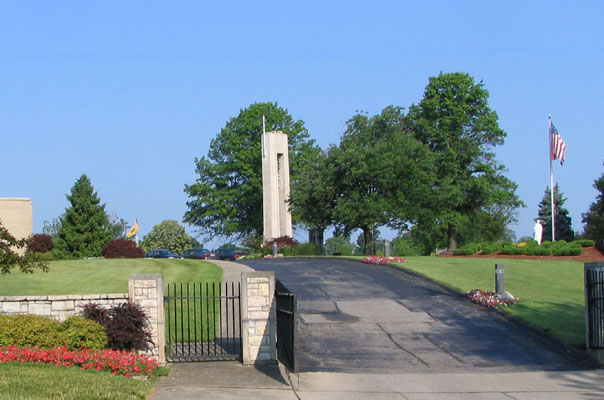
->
{"left": 0, "top": 314, "right": 107, "bottom": 350}
{"left": 454, "top": 239, "right": 593, "bottom": 257}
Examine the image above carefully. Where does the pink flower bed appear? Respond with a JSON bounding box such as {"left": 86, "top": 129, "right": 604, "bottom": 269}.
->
{"left": 466, "top": 289, "right": 519, "bottom": 308}
{"left": 0, "top": 346, "right": 159, "bottom": 378}
{"left": 362, "top": 255, "right": 407, "bottom": 264}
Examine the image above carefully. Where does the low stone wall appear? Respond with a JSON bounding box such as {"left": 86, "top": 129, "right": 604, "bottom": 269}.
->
{"left": 0, "top": 294, "right": 129, "bottom": 322}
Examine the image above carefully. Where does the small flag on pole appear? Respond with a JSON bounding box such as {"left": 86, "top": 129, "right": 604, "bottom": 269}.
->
{"left": 127, "top": 219, "right": 139, "bottom": 238}
{"left": 550, "top": 121, "right": 566, "bottom": 165}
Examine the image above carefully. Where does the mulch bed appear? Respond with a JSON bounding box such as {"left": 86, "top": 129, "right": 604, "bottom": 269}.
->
{"left": 440, "top": 246, "right": 604, "bottom": 262}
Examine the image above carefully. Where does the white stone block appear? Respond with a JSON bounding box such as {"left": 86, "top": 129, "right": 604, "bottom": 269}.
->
{"left": 51, "top": 300, "right": 74, "bottom": 311}
{"left": 3, "top": 302, "right": 21, "bottom": 313}
{"left": 250, "top": 311, "right": 269, "bottom": 320}
{"left": 135, "top": 280, "right": 157, "bottom": 288}
{"left": 29, "top": 303, "right": 51, "bottom": 315}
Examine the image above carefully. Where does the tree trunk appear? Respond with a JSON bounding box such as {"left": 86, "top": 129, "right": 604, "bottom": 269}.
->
{"left": 447, "top": 225, "right": 458, "bottom": 251}
{"left": 363, "top": 226, "right": 375, "bottom": 256}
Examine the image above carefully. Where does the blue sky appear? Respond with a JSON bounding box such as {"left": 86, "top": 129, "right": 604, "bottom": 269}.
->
{"left": 2, "top": 2, "right": 603, "bottom": 248}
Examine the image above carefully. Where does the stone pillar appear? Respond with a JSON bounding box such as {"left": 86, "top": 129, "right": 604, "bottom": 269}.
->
{"left": 240, "top": 271, "right": 276, "bottom": 365}
{"left": 129, "top": 274, "right": 165, "bottom": 366}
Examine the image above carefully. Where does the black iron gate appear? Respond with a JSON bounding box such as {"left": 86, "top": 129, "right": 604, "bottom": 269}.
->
{"left": 275, "top": 279, "right": 298, "bottom": 372}
{"left": 164, "top": 282, "right": 241, "bottom": 362}
{"left": 585, "top": 263, "right": 604, "bottom": 348}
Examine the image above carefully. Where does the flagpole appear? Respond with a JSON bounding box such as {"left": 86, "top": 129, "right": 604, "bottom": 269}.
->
{"left": 548, "top": 115, "right": 556, "bottom": 242}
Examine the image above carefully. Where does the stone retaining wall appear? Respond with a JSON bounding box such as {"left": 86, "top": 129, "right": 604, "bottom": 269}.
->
{"left": 0, "top": 294, "right": 129, "bottom": 322}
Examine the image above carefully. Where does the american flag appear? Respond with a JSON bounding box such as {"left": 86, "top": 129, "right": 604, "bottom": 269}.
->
{"left": 550, "top": 121, "right": 566, "bottom": 165}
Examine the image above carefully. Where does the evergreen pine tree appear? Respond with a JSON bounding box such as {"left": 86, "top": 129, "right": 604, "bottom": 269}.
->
{"left": 582, "top": 171, "right": 604, "bottom": 240}
{"left": 55, "top": 174, "right": 111, "bottom": 258}
{"left": 537, "top": 184, "right": 574, "bottom": 242}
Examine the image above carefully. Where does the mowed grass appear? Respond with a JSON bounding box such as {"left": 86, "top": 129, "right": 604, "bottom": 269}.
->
{"left": 0, "top": 363, "right": 153, "bottom": 400}
{"left": 395, "top": 256, "right": 587, "bottom": 348}
{"left": 0, "top": 258, "right": 223, "bottom": 296}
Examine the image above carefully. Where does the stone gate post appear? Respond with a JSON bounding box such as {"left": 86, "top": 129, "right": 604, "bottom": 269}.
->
{"left": 129, "top": 274, "right": 166, "bottom": 365}
{"left": 240, "top": 271, "right": 277, "bottom": 364}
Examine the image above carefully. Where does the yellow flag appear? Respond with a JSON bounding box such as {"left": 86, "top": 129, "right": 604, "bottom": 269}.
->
{"left": 127, "top": 220, "right": 139, "bottom": 238}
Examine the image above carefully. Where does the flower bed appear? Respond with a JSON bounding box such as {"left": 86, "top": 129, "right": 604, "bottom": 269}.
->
{"left": 362, "top": 255, "right": 407, "bottom": 264}
{"left": 0, "top": 346, "right": 159, "bottom": 378}
{"left": 466, "top": 289, "right": 519, "bottom": 308}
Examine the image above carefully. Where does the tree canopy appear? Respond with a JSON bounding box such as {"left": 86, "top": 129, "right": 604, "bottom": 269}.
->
{"left": 405, "top": 72, "right": 523, "bottom": 250}
{"left": 142, "top": 220, "right": 192, "bottom": 255}
{"left": 1, "top": 221, "right": 48, "bottom": 274}
{"left": 55, "top": 174, "right": 111, "bottom": 258}
{"left": 184, "top": 102, "right": 319, "bottom": 242}
{"left": 537, "top": 184, "right": 574, "bottom": 242}
{"left": 582, "top": 171, "right": 604, "bottom": 240}
{"left": 325, "top": 106, "right": 435, "bottom": 255}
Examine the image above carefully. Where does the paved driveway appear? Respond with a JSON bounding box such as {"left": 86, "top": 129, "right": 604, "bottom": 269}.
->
{"left": 239, "top": 257, "right": 592, "bottom": 374}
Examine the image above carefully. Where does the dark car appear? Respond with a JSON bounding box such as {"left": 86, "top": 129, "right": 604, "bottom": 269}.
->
{"left": 182, "top": 248, "right": 212, "bottom": 260}
{"left": 144, "top": 249, "right": 182, "bottom": 259}
{"left": 216, "top": 249, "right": 237, "bottom": 261}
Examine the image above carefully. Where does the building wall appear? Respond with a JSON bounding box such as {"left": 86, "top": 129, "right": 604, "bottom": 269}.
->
{"left": 0, "top": 198, "right": 33, "bottom": 255}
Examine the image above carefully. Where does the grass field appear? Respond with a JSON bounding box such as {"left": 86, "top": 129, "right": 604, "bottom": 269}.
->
{"left": 0, "top": 363, "right": 153, "bottom": 400}
{"left": 0, "top": 258, "right": 223, "bottom": 296}
{"left": 394, "top": 256, "right": 586, "bottom": 348}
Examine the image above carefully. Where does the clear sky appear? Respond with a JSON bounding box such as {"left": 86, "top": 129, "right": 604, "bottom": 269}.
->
{"left": 2, "top": 1, "right": 603, "bottom": 248}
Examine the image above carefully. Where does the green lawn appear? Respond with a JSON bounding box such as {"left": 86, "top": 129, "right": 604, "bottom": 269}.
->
{"left": 0, "top": 258, "right": 223, "bottom": 296}
{"left": 395, "top": 256, "right": 586, "bottom": 348}
{"left": 0, "top": 363, "right": 153, "bottom": 400}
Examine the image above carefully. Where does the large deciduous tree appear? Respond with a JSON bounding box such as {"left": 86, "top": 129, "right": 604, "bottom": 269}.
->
{"left": 184, "top": 102, "right": 318, "bottom": 242}
{"left": 405, "top": 72, "right": 522, "bottom": 250}
{"left": 142, "top": 220, "right": 193, "bottom": 255}
{"left": 582, "top": 171, "right": 604, "bottom": 241}
{"left": 327, "top": 106, "right": 434, "bottom": 255}
{"left": 55, "top": 174, "right": 111, "bottom": 258}
{"left": 537, "top": 184, "right": 574, "bottom": 242}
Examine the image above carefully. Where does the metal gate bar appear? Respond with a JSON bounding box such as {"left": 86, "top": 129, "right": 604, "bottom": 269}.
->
{"left": 275, "top": 279, "right": 298, "bottom": 372}
{"left": 165, "top": 282, "right": 241, "bottom": 362}
{"left": 586, "top": 266, "right": 604, "bottom": 348}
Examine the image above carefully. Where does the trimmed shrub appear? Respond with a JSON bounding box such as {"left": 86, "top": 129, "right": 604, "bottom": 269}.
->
{"left": 262, "top": 236, "right": 299, "bottom": 251}
{"left": 501, "top": 246, "right": 528, "bottom": 255}
{"left": 32, "top": 251, "right": 54, "bottom": 261}
{"left": 60, "top": 316, "right": 107, "bottom": 350}
{"left": 0, "top": 314, "right": 63, "bottom": 349}
{"left": 294, "top": 243, "right": 321, "bottom": 256}
{"left": 102, "top": 239, "right": 144, "bottom": 259}
{"left": 572, "top": 239, "right": 595, "bottom": 247}
{"left": 0, "top": 314, "right": 107, "bottom": 350}
{"left": 26, "top": 234, "right": 54, "bottom": 253}
{"left": 84, "top": 302, "right": 152, "bottom": 351}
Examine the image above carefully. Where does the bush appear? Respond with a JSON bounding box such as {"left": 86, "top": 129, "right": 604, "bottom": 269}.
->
{"left": 0, "top": 314, "right": 107, "bottom": 350}
{"left": 453, "top": 247, "right": 475, "bottom": 256}
{"left": 262, "top": 236, "right": 299, "bottom": 251}
{"left": 60, "top": 316, "right": 107, "bottom": 350}
{"left": 527, "top": 247, "right": 552, "bottom": 256}
{"left": 391, "top": 237, "right": 420, "bottom": 256}
{"left": 28, "top": 251, "right": 54, "bottom": 261}
{"left": 501, "top": 246, "right": 528, "bottom": 255}
{"left": 294, "top": 243, "right": 321, "bottom": 256}
{"left": 572, "top": 239, "right": 595, "bottom": 247}
{"left": 102, "top": 239, "right": 144, "bottom": 259}
{"left": 26, "top": 234, "right": 54, "bottom": 253}
{"left": 84, "top": 302, "right": 152, "bottom": 351}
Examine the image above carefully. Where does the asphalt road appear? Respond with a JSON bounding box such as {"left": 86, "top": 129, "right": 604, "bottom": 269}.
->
{"left": 239, "top": 257, "right": 593, "bottom": 374}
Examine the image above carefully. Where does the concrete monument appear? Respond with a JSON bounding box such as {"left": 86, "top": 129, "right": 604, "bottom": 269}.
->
{"left": 262, "top": 130, "right": 293, "bottom": 242}
{"left": 0, "top": 198, "right": 33, "bottom": 255}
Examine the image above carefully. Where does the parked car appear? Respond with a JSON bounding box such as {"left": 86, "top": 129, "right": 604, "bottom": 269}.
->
{"left": 145, "top": 249, "right": 182, "bottom": 259}
{"left": 182, "top": 248, "right": 212, "bottom": 260}
{"left": 216, "top": 249, "right": 237, "bottom": 261}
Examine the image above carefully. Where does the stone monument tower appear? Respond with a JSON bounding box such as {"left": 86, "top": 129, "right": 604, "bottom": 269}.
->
{"left": 262, "top": 130, "right": 293, "bottom": 241}
{"left": 0, "top": 198, "right": 33, "bottom": 255}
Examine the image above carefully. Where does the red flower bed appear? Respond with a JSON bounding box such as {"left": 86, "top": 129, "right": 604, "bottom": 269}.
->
{"left": 362, "top": 255, "right": 407, "bottom": 264}
{"left": 0, "top": 346, "right": 159, "bottom": 378}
